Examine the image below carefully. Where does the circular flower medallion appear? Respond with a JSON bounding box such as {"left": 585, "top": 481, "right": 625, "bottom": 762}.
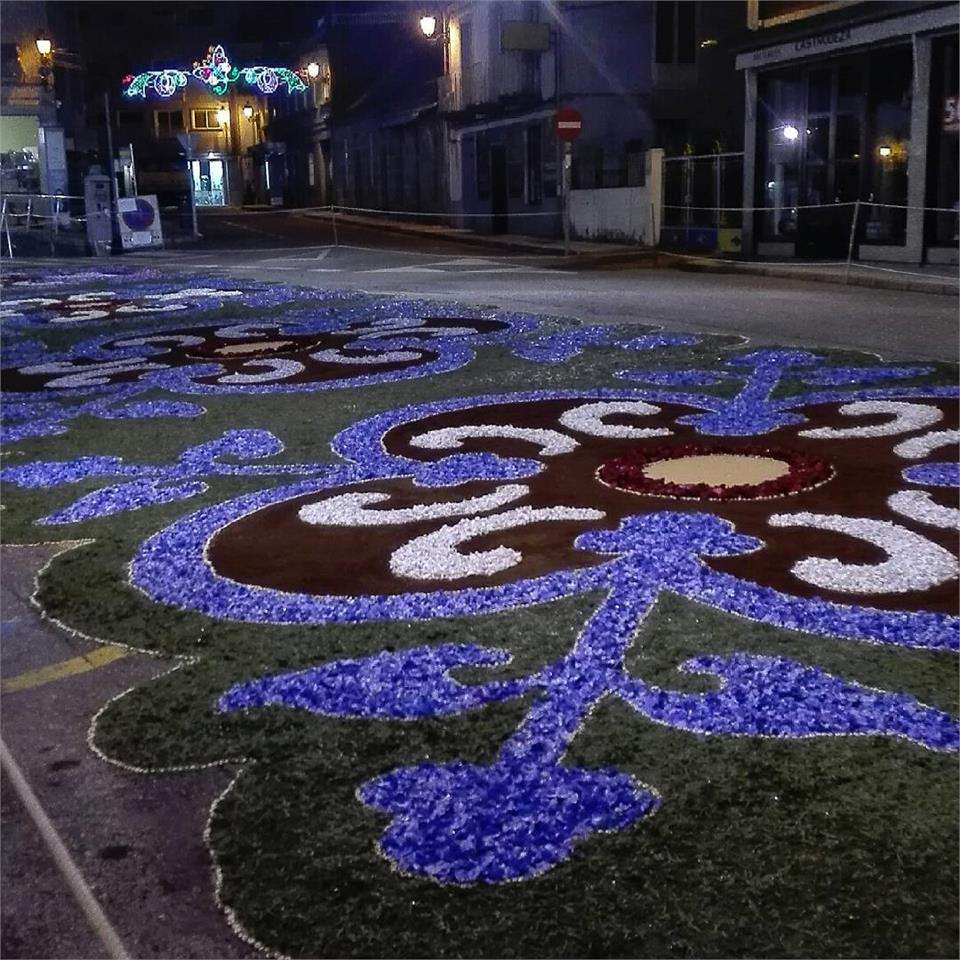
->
{"left": 598, "top": 443, "right": 834, "bottom": 500}
{"left": 2, "top": 313, "right": 529, "bottom": 395}
{"left": 133, "top": 388, "right": 959, "bottom": 638}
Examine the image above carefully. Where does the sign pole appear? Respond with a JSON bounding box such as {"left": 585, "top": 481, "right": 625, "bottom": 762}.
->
{"left": 103, "top": 91, "right": 121, "bottom": 252}
{"left": 553, "top": 107, "right": 582, "bottom": 256}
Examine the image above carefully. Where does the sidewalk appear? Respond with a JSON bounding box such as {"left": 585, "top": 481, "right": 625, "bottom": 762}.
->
{"left": 292, "top": 208, "right": 660, "bottom": 266}
{"left": 659, "top": 250, "right": 959, "bottom": 296}
{"left": 290, "top": 208, "right": 958, "bottom": 295}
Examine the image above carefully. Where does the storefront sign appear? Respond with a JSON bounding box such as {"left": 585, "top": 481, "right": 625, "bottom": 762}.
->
{"left": 735, "top": 5, "right": 958, "bottom": 70}
{"left": 794, "top": 27, "right": 851, "bottom": 50}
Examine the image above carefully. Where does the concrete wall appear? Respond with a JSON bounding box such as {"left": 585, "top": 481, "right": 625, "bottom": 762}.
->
{"left": 570, "top": 149, "right": 663, "bottom": 244}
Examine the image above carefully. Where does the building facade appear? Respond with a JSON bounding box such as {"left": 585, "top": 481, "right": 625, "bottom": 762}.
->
{"left": 0, "top": 1, "right": 78, "bottom": 198}
{"left": 440, "top": 0, "right": 743, "bottom": 237}
{"left": 262, "top": 43, "right": 333, "bottom": 208}
{"left": 737, "top": 0, "right": 959, "bottom": 263}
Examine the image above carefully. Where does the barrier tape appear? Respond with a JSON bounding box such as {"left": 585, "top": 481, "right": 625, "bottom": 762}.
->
{"left": 663, "top": 201, "right": 959, "bottom": 214}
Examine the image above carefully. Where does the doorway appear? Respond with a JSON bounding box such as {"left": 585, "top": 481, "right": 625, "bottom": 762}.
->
{"left": 795, "top": 61, "right": 864, "bottom": 257}
{"left": 190, "top": 158, "right": 226, "bottom": 206}
{"left": 490, "top": 144, "right": 508, "bottom": 234}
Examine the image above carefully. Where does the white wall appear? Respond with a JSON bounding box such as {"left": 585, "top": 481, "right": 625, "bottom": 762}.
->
{"left": 569, "top": 149, "right": 663, "bottom": 244}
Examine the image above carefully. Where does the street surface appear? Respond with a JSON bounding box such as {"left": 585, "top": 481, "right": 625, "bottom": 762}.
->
{"left": 136, "top": 211, "right": 959, "bottom": 362}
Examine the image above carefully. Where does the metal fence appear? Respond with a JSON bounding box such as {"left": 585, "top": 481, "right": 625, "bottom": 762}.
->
{"left": 661, "top": 152, "right": 745, "bottom": 254}
{"left": 1, "top": 193, "right": 87, "bottom": 257}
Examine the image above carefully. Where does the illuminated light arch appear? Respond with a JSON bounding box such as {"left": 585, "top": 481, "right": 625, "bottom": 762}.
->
{"left": 122, "top": 44, "right": 307, "bottom": 99}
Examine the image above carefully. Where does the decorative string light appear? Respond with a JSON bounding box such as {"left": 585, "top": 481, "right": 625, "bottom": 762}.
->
{"left": 123, "top": 44, "right": 306, "bottom": 99}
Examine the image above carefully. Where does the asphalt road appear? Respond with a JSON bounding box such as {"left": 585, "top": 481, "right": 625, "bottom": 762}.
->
{"left": 134, "top": 211, "right": 960, "bottom": 362}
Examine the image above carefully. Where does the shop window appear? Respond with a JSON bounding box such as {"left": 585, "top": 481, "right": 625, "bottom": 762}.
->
{"left": 863, "top": 44, "right": 911, "bottom": 245}
{"left": 757, "top": 71, "right": 803, "bottom": 241}
{"left": 804, "top": 117, "right": 829, "bottom": 164}
{"left": 835, "top": 114, "right": 861, "bottom": 162}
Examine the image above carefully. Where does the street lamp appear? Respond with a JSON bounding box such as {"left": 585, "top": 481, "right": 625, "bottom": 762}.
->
{"left": 419, "top": 15, "right": 438, "bottom": 38}
{"left": 216, "top": 106, "right": 230, "bottom": 125}
{"left": 782, "top": 124, "right": 800, "bottom": 142}
{"left": 35, "top": 35, "right": 53, "bottom": 89}
{"left": 242, "top": 103, "right": 254, "bottom": 121}
{"left": 306, "top": 61, "right": 320, "bottom": 79}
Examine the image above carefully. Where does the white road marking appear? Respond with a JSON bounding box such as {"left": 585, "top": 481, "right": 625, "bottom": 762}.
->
{"left": 0, "top": 738, "right": 131, "bottom": 959}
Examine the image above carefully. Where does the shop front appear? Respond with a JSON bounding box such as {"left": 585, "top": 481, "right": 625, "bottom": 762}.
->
{"left": 737, "top": 4, "right": 959, "bottom": 263}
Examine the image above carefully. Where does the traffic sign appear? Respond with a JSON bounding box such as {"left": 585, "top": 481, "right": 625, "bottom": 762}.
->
{"left": 553, "top": 107, "right": 582, "bottom": 142}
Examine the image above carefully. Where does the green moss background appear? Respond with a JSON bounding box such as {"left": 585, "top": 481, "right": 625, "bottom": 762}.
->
{"left": 2, "top": 288, "right": 957, "bottom": 958}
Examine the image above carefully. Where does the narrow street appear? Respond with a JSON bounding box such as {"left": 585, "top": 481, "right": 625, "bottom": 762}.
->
{"left": 130, "top": 212, "right": 960, "bottom": 362}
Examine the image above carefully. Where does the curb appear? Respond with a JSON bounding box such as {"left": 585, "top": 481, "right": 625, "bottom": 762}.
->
{"left": 294, "top": 209, "right": 659, "bottom": 261}
{"left": 659, "top": 252, "right": 959, "bottom": 296}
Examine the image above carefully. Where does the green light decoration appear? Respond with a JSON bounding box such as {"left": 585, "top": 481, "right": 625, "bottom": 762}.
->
{"left": 122, "top": 44, "right": 307, "bottom": 99}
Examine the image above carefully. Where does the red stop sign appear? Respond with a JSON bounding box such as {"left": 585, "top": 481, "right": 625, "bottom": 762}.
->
{"left": 553, "top": 107, "right": 582, "bottom": 142}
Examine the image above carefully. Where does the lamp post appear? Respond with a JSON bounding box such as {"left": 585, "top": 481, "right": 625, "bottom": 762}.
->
{"left": 35, "top": 35, "right": 53, "bottom": 88}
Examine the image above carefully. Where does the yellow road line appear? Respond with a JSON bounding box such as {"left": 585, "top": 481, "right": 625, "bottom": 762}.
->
{"left": 2, "top": 646, "right": 128, "bottom": 694}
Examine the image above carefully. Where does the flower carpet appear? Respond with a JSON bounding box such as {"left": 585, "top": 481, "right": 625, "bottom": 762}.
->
{"left": 1, "top": 264, "right": 958, "bottom": 958}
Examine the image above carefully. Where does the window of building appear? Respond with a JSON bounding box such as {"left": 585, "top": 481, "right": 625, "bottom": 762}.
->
{"left": 655, "top": 2, "right": 675, "bottom": 64}
{"left": 116, "top": 110, "right": 143, "bottom": 128}
{"left": 656, "top": 2, "right": 697, "bottom": 65}
{"left": 308, "top": 152, "right": 316, "bottom": 187}
{"left": 155, "top": 110, "right": 185, "bottom": 136}
{"left": 0, "top": 44, "right": 22, "bottom": 84}
{"left": 191, "top": 109, "right": 223, "bottom": 131}
{"left": 677, "top": 2, "right": 696, "bottom": 63}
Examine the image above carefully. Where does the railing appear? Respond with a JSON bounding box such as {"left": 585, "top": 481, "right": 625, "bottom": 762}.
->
{"left": 0, "top": 193, "right": 86, "bottom": 258}
{"left": 662, "top": 153, "right": 745, "bottom": 229}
